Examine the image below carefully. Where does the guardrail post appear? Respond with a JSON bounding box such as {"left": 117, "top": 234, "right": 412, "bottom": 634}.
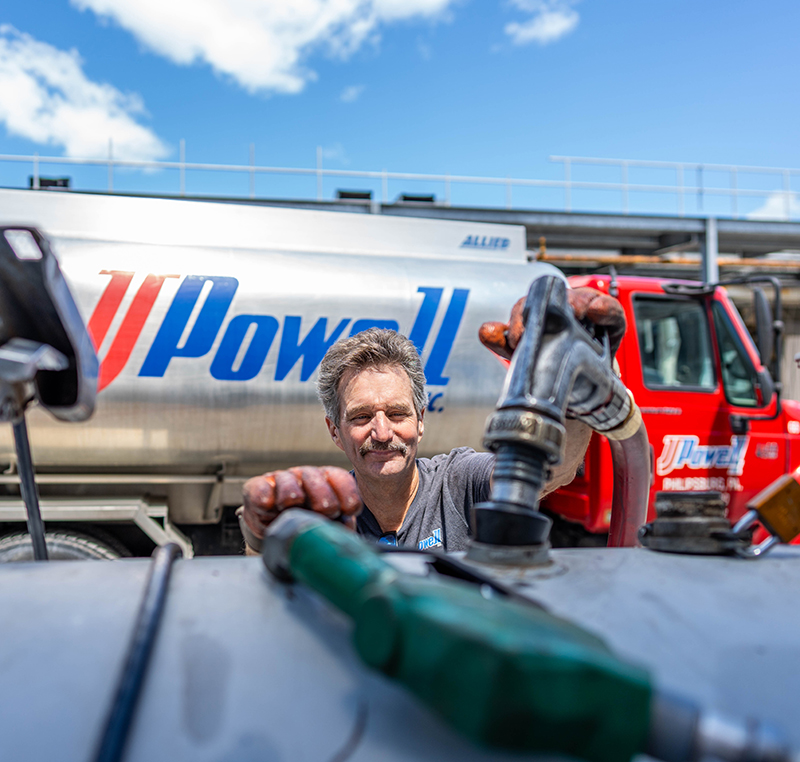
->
{"left": 445, "top": 174, "right": 451, "bottom": 207}
{"left": 382, "top": 169, "right": 388, "bottom": 203}
{"left": 505, "top": 177, "right": 512, "bottom": 209}
{"left": 316, "top": 146, "right": 323, "bottom": 200}
{"left": 784, "top": 170, "right": 792, "bottom": 220}
{"left": 622, "top": 160, "right": 629, "bottom": 214}
{"left": 32, "top": 153, "right": 39, "bottom": 190}
{"left": 697, "top": 164, "right": 704, "bottom": 213}
{"left": 250, "top": 143, "right": 255, "bottom": 199}
{"left": 180, "top": 139, "right": 186, "bottom": 196}
{"left": 108, "top": 138, "right": 114, "bottom": 192}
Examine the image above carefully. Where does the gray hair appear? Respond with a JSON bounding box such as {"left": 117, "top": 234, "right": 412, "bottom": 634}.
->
{"left": 317, "top": 328, "right": 427, "bottom": 426}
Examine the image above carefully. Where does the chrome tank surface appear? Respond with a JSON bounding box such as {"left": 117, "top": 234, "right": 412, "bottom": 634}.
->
{"left": 0, "top": 189, "right": 559, "bottom": 477}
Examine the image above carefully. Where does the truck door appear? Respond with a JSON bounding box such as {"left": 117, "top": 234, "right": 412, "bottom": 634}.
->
{"left": 709, "top": 299, "right": 785, "bottom": 521}
{"left": 629, "top": 294, "right": 733, "bottom": 513}
{"left": 545, "top": 289, "right": 726, "bottom": 534}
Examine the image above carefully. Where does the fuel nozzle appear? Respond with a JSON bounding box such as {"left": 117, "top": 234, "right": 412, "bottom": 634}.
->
{"left": 647, "top": 691, "right": 795, "bottom": 762}
{"left": 468, "top": 274, "right": 632, "bottom": 564}
{"left": 265, "top": 512, "right": 797, "bottom": 762}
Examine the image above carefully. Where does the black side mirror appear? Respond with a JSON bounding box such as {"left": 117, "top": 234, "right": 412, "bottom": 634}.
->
{"left": 756, "top": 367, "right": 775, "bottom": 407}
{"left": 752, "top": 287, "right": 773, "bottom": 367}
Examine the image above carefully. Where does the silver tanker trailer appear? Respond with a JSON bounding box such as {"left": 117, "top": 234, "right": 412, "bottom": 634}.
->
{"left": 1, "top": 233, "right": 798, "bottom": 762}
{"left": 0, "top": 187, "right": 559, "bottom": 558}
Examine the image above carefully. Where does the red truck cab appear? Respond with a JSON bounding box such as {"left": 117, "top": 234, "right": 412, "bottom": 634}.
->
{"left": 543, "top": 274, "right": 800, "bottom": 536}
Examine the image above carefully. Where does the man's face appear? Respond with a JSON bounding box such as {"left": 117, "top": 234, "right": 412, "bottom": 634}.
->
{"left": 326, "top": 365, "right": 424, "bottom": 482}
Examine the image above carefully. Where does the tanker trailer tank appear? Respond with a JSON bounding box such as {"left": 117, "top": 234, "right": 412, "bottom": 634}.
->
{"left": 0, "top": 188, "right": 562, "bottom": 557}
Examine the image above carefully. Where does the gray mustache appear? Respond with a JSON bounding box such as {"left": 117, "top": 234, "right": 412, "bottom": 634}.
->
{"left": 359, "top": 439, "right": 409, "bottom": 457}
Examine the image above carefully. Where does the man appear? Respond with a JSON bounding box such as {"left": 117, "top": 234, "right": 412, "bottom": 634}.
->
{"left": 240, "top": 287, "right": 627, "bottom": 553}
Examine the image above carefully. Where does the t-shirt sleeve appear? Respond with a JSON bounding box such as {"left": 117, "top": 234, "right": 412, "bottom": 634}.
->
{"left": 469, "top": 452, "right": 494, "bottom": 503}
{"left": 443, "top": 448, "right": 494, "bottom": 522}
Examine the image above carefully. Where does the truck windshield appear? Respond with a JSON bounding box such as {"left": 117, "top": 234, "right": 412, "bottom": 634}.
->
{"left": 633, "top": 297, "right": 715, "bottom": 390}
{"left": 711, "top": 302, "right": 759, "bottom": 407}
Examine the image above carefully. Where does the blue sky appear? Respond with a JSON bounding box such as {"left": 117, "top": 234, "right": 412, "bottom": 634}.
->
{"left": 1, "top": 1, "right": 798, "bottom": 218}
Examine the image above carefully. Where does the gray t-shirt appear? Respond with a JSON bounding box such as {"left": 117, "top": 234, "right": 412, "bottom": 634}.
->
{"left": 356, "top": 447, "right": 494, "bottom": 552}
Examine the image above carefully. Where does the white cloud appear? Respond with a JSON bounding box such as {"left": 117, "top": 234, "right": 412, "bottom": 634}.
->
{"left": 321, "top": 142, "right": 348, "bottom": 164}
{"left": 0, "top": 25, "right": 168, "bottom": 160}
{"left": 340, "top": 84, "right": 365, "bottom": 103}
{"left": 747, "top": 191, "right": 800, "bottom": 221}
{"left": 505, "top": 0, "right": 579, "bottom": 46}
{"left": 71, "top": 0, "right": 455, "bottom": 95}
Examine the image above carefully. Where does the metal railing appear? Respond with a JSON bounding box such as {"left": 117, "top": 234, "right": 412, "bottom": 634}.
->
{"left": 551, "top": 155, "right": 800, "bottom": 219}
{"left": 1, "top": 143, "right": 798, "bottom": 221}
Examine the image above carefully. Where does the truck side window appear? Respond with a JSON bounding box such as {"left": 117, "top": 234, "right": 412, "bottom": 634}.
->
{"left": 711, "top": 303, "right": 759, "bottom": 407}
{"left": 633, "top": 297, "right": 715, "bottom": 390}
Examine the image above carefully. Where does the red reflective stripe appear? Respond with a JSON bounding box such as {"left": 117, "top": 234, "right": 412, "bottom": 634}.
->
{"left": 87, "top": 271, "right": 135, "bottom": 351}
{"left": 97, "top": 274, "right": 178, "bottom": 392}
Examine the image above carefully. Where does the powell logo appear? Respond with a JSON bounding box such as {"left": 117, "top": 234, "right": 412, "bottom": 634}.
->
{"left": 656, "top": 435, "right": 749, "bottom": 477}
{"left": 418, "top": 528, "right": 442, "bottom": 550}
{"left": 88, "top": 273, "right": 469, "bottom": 393}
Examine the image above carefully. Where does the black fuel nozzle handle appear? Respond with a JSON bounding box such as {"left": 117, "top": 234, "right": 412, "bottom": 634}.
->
{"left": 493, "top": 274, "right": 630, "bottom": 436}
{"left": 472, "top": 275, "right": 631, "bottom": 549}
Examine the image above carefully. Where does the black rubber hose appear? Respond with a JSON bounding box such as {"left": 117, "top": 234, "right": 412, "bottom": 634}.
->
{"left": 607, "top": 420, "right": 650, "bottom": 547}
{"left": 13, "top": 417, "right": 48, "bottom": 561}
{"left": 93, "top": 542, "right": 182, "bottom": 762}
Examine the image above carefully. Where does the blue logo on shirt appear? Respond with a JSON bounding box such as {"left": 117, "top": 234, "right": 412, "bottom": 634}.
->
{"left": 418, "top": 528, "right": 442, "bottom": 550}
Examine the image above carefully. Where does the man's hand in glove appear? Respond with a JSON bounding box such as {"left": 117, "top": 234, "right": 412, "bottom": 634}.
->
{"left": 476, "top": 285, "right": 633, "bottom": 495}
{"left": 240, "top": 466, "right": 362, "bottom": 553}
{"left": 478, "top": 286, "right": 626, "bottom": 361}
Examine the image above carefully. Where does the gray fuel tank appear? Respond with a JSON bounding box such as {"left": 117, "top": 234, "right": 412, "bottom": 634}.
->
{"left": 1, "top": 547, "right": 798, "bottom": 760}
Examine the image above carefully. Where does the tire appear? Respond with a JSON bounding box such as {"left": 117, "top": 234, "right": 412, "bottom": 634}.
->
{"left": 0, "top": 531, "right": 124, "bottom": 561}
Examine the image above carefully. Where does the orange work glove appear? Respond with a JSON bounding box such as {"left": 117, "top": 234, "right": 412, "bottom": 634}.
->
{"left": 479, "top": 286, "right": 626, "bottom": 360}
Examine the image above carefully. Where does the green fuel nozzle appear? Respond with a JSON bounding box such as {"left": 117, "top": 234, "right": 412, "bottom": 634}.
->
{"left": 264, "top": 510, "right": 650, "bottom": 762}
{"left": 263, "top": 511, "right": 794, "bottom": 762}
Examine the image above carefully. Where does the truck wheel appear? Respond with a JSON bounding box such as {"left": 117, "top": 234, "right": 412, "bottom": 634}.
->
{"left": 0, "top": 531, "right": 124, "bottom": 561}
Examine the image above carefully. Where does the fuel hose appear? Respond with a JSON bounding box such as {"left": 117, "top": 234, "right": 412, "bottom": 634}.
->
{"left": 93, "top": 543, "right": 182, "bottom": 762}
{"left": 603, "top": 391, "right": 649, "bottom": 547}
